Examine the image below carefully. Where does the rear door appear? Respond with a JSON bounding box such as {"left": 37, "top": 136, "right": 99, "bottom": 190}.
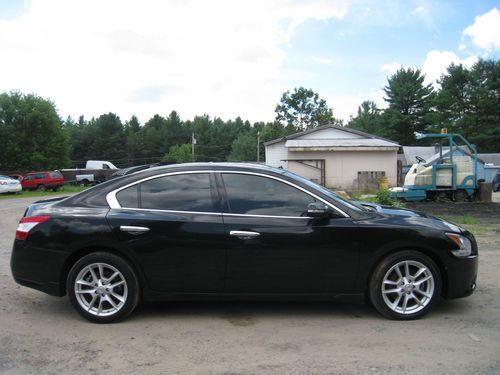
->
{"left": 106, "top": 171, "right": 226, "bottom": 293}
{"left": 22, "top": 175, "right": 35, "bottom": 189}
{"left": 218, "top": 172, "right": 359, "bottom": 294}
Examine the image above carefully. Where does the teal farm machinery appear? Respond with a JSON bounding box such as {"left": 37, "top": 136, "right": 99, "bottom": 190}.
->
{"left": 389, "top": 133, "right": 479, "bottom": 202}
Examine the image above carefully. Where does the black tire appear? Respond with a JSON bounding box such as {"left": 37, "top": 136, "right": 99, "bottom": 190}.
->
{"left": 37, "top": 184, "right": 46, "bottom": 192}
{"left": 369, "top": 250, "right": 441, "bottom": 320}
{"left": 454, "top": 189, "right": 469, "bottom": 202}
{"left": 67, "top": 252, "right": 140, "bottom": 323}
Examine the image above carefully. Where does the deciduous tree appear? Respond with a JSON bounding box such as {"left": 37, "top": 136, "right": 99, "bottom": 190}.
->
{"left": 275, "top": 87, "right": 336, "bottom": 130}
{"left": 0, "top": 91, "right": 69, "bottom": 170}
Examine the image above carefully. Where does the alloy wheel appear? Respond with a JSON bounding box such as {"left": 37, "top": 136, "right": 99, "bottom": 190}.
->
{"left": 74, "top": 262, "right": 128, "bottom": 317}
{"left": 381, "top": 260, "right": 435, "bottom": 315}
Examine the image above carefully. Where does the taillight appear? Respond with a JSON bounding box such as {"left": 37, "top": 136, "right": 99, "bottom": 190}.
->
{"left": 15, "top": 216, "right": 51, "bottom": 240}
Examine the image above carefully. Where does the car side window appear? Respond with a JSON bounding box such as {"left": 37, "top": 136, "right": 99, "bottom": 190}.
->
{"left": 36, "top": 174, "right": 45, "bottom": 179}
{"left": 141, "top": 173, "right": 215, "bottom": 212}
{"left": 116, "top": 173, "right": 216, "bottom": 212}
{"left": 222, "top": 173, "right": 316, "bottom": 217}
{"left": 116, "top": 185, "right": 139, "bottom": 208}
{"left": 24, "top": 175, "right": 33, "bottom": 181}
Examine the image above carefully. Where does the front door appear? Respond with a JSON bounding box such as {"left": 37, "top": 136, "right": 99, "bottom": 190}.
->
{"left": 218, "top": 172, "right": 359, "bottom": 294}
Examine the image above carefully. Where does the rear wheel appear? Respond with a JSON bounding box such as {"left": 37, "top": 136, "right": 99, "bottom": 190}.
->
{"left": 454, "top": 189, "right": 469, "bottom": 202}
{"left": 67, "top": 252, "right": 140, "bottom": 323}
{"left": 369, "top": 250, "right": 441, "bottom": 320}
{"left": 37, "top": 184, "right": 46, "bottom": 192}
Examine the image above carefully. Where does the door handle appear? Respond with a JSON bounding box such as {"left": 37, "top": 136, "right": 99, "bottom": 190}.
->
{"left": 230, "top": 230, "right": 260, "bottom": 240}
{"left": 119, "top": 225, "right": 150, "bottom": 234}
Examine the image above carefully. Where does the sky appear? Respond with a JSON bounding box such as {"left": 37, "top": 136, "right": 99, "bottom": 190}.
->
{"left": 0, "top": 0, "right": 499, "bottom": 124}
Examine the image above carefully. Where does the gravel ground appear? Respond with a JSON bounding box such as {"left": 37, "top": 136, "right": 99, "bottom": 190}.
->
{"left": 1, "top": 196, "right": 499, "bottom": 375}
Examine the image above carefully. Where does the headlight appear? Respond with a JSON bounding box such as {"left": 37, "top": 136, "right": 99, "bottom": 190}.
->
{"left": 442, "top": 220, "right": 462, "bottom": 233}
{"left": 446, "top": 233, "right": 473, "bottom": 257}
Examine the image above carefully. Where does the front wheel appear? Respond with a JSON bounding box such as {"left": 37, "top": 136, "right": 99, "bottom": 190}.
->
{"left": 67, "top": 252, "right": 140, "bottom": 323}
{"left": 369, "top": 250, "right": 441, "bottom": 320}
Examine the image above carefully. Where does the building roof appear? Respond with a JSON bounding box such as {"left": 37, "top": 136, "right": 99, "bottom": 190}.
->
{"left": 285, "top": 138, "right": 399, "bottom": 148}
{"left": 401, "top": 146, "right": 437, "bottom": 166}
{"left": 264, "top": 124, "right": 399, "bottom": 148}
{"left": 478, "top": 153, "right": 500, "bottom": 166}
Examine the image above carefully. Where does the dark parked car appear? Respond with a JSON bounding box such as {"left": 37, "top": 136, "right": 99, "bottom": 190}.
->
{"left": 21, "top": 171, "right": 64, "bottom": 191}
{"left": 493, "top": 171, "right": 500, "bottom": 192}
{"left": 11, "top": 163, "right": 478, "bottom": 323}
{"left": 109, "top": 163, "right": 161, "bottom": 179}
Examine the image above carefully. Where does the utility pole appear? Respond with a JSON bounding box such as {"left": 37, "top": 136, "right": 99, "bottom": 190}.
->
{"left": 191, "top": 132, "right": 196, "bottom": 161}
{"left": 257, "top": 131, "right": 260, "bottom": 163}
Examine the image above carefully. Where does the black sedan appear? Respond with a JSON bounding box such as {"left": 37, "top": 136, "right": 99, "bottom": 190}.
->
{"left": 11, "top": 163, "right": 478, "bottom": 323}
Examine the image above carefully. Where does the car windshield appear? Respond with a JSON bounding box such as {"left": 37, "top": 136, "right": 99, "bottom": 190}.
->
{"left": 282, "top": 170, "right": 364, "bottom": 211}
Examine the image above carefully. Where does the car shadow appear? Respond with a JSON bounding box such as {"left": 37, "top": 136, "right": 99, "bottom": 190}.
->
{"left": 132, "top": 300, "right": 379, "bottom": 323}
{"left": 35, "top": 294, "right": 475, "bottom": 324}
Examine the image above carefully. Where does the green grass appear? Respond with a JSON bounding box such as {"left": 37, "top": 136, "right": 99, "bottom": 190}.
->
{"left": 439, "top": 215, "right": 483, "bottom": 236}
{"left": 441, "top": 214, "right": 478, "bottom": 225}
{"left": 0, "top": 185, "right": 88, "bottom": 200}
{"left": 350, "top": 190, "right": 406, "bottom": 208}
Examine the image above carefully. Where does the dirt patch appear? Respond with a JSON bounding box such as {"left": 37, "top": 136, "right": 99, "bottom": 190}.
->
{"left": 1, "top": 197, "right": 499, "bottom": 374}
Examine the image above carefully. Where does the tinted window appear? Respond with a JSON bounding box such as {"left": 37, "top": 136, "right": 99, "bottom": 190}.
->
{"left": 35, "top": 174, "right": 45, "bottom": 179}
{"left": 140, "top": 173, "right": 215, "bottom": 212}
{"left": 283, "top": 170, "right": 361, "bottom": 212}
{"left": 116, "top": 185, "right": 139, "bottom": 208}
{"left": 222, "top": 173, "right": 315, "bottom": 216}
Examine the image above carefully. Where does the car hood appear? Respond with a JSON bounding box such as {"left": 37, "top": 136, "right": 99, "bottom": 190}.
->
{"left": 356, "top": 201, "right": 429, "bottom": 217}
{"left": 355, "top": 201, "right": 465, "bottom": 234}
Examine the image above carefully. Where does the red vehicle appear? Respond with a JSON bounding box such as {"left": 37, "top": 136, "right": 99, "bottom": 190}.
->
{"left": 21, "top": 171, "right": 64, "bottom": 191}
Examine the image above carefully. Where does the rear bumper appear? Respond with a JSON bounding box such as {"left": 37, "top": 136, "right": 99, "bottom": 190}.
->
{"left": 443, "top": 254, "right": 478, "bottom": 299}
{"left": 0, "top": 185, "right": 22, "bottom": 193}
{"left": 10, "top": 240, "right": 66, "bottom": 297}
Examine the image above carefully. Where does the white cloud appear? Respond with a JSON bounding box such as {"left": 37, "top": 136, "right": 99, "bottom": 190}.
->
{"left": 0, "top": 0, "right": 347, "bottom": 123}
{"left": 369, "top": 89, "right": 387, "bottom": 109}
{"left": 421, "top": 50, "right": 478, "bottom": 86}
{"left": 327, "top": 93, "right": 363, "bottom": 122}
{"left": 310, "top": 56, "right": 333, "bottom": 65}
{"left": 380, "top": 62, "right": 401, "bottom": 76}
{"left": 463, "top": 8, "right": 500, "bottom": 51}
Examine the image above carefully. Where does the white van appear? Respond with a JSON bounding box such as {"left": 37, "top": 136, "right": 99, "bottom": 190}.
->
{"left": 85, "top": 160, "right": 118, "bottom": 170}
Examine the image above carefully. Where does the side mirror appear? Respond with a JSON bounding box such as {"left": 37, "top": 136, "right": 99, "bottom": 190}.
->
{"left": 307, "top": 202, "right": 331, "bottom": 218}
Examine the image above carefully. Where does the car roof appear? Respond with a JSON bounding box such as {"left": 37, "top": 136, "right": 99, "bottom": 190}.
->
{"left": 145, "top": 162, "right": 283, "bottom": 174}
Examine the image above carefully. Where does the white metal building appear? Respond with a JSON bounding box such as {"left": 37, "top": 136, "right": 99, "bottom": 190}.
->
{"left": 265, "top": 125, "right": 400, "bottom": 191}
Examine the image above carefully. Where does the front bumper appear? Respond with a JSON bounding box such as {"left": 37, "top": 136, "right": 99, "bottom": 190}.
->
{"left": 443, "top": 254, "right": 478, "bottom": 299}
{"left": 10, "top": 240, "right": 66, "bottom": 297}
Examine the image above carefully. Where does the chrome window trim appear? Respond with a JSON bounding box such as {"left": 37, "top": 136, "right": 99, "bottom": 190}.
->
{"left": 106, "top": 169, "right": 349, "bottom": 218}
{"left": 108, "top": 206, "right": 309, "bottom": 220}
{"left": 223, "top": 213, "right": 309, "bottom": 220}
{"left": 110, "top": 207, "right": 222, "bottom": 216}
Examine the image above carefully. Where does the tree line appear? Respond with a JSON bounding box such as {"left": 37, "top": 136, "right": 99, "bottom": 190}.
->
{"left": 0, "top": 59, "right": 498, "bottom": 172}
{"left": 348, "top": 59, "right": 500, "bottom": 152}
